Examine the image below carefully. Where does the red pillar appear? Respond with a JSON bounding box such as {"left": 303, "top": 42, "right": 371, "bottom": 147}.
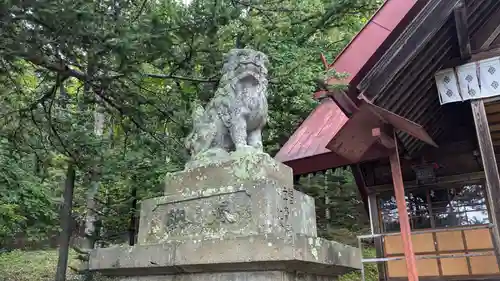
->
{"left": 389, "top": 138, "right": 419, "bottom": 281}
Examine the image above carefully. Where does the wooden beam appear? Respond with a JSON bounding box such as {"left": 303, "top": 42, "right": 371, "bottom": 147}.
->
{"left": 326, "top": 89, "right": 359, "bottom": 117}
{"left": 367, "top": 193, "right": 387, "bottom": 281}
{"left": 367, "top": 171, "right": 485, "bottom": 192}
{"left": 363, "top": 99, "right": 438, "bottom": 147}
{"left": 445, "top": 46, "right": 500, "bottom": 68}
{"left": 351, "top": 164, "right": 369, "bottom": 215}
{"left": 358, "top": 0, "right": 460, "bottom": 99}
{"left": 487, "top": 112, "right": 500, "bottom": 124}
{"left": 489, "top": 124, "right": 500, "bottom": 133}
{"left": 483, "top": 96, "right": 500, "bottom": 104}
{"left": 482, "top": 26, "right": 500, "bottom": 50}
{"left": 454, "top": 0, "right": 471, "bottom": 60}
{"left": 384, "top": 27, "right": 452, "bottom": 111}
{"left": 485, "top": 101, "right": 500, "bottom": 114}
{"left": 472, "top": 2, "right": 500, "bottom": 50}
{"left": 282, "top": 144, "right": 391, "bottom": 176}
{"left": 389, "top": 129, "right": 419, "bottom": 281}
{"left": 471, "top": 99, "right": 500, "bottom": 265}
{"left": 464, "top": 46, "right": 500, "bottom": 62}
{"left": 327, "top": 103, "right": 386, "bottom": 163}
{"left": 372, "top": 127, "right": 395, "bottom": 149}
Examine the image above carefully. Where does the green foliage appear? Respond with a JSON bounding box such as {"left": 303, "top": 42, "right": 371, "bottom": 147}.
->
{"left": 0, "top": 249, "right": 78, "bottom": 281}
{"left": 0, "top": 0, "right": 380, "bottom": 245}
{"left": 339, "top": 247, "right": 378, "bottom": 281}
{"left": 0, "top": 138, "right": 59, "bottom": 244}
{"left": 299, "top": 168, "right": 369, "bottom": 246}
{"left": 0, "top": 247, "right": 378, "bottom": 281}
{"left": 0, "top": 1, "right": 381, "bottom": 279}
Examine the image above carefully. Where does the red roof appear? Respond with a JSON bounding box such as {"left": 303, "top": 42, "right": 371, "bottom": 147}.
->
{"left": 326, "top": 0, "right": 419, "bottom": 86}
{"left": 275, "top": 0, "right": 422, "bottom": 175}
{"left": 274, "top": 98, "right": 348, "bottom": 162}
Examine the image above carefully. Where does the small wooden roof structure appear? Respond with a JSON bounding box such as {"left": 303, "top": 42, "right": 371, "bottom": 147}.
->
{"left": 275, "top": 0, "right": 500, "bottom": 216}
{"left": 276, "top": 0, "right": 500, "bottom": 177}
{"left": 275, "top": 0, "right": 426, "bottom": 174}
{"left": 274, "top": 3, "right": 500, "bottom": 278}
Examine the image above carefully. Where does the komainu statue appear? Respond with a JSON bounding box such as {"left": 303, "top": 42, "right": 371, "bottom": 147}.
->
{"left": 184, "top": 48, "right": 269, "bottom": 168}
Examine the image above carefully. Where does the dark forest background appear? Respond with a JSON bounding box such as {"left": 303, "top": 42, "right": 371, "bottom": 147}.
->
{"left": 0, "top": 0, "right": 382, "bottom": 280}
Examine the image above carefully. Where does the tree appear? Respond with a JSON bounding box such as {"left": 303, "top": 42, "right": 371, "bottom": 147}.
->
{"left": 0, "top": 0, "right": 380, "bottom": 279}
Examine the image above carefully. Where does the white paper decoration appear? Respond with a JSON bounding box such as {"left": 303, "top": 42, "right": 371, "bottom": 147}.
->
{"left": 434, "top": 56, "right": 500, "bottom": 104}
{"left": 456, "top": 62, "right": 480, "bottom": 100}
{"left": 435, "top": 68, "right": 462, "bottom": 105}
{"left": 479, "top": 57, "right": 500, "bottom": 98}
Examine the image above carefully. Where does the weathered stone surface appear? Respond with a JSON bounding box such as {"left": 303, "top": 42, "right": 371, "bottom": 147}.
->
{"left": 136, "top": 152, "right": 317, "bottom": 244}
{"left": 164, "top": 151, "right": 293, "bottom": 195}
{"left": 107, "top": 271, "right": 334, "bottom": 281}
{"left": 184, "top": 49, "right": 269, "bottom": 170}
{"left": 138, "top": 177, "right": 316, "bottom": 244}
{"left": 291, "top": 191, "right": 317, "bottom": 236}
{"left": 89, "top": 234, "right": 361, "bottom": 277}
{"left": 89, "top": 48, "right": 361, "bottom": 281}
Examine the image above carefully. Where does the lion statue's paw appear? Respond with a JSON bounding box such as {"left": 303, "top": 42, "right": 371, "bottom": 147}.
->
{"left": 184, "top": 148, "right": 231, "bottom": 170}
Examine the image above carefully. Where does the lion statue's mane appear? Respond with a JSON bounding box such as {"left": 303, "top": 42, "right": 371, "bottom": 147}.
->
{"left": 184, "top": 48, "right": 269, "bottom": 168}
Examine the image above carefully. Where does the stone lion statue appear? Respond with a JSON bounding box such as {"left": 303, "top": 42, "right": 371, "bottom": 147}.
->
{"left": 184, "top": 48, "right": 269, "bottom": 168}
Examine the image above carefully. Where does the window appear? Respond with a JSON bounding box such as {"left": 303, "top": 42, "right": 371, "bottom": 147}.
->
{"left": 379, "top": 193, "right": 399, "bottom": 232}
{"left": 379, "top": 183, "right": 489, "bottom": 232}
{"left": 407, "top": 189, "right": 431, "bottom": 229}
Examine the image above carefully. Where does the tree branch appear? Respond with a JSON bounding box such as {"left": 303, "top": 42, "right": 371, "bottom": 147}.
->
{"left": 132, "top": 0, "right": 148, "bottom": 22}
{"left": 144, "top": 73, "right": 218, "bottom": 83}
{"left": 23, "top": 54, "right": 87, "bottom": 81}
{"left": 39, "top": 77, "right": 78, "bottom": 161}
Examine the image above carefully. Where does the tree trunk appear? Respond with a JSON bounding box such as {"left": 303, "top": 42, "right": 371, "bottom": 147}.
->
{"left": 128, "top": 185, "right": 138, "bottom": 246}
{"left": 80, "top": 58, "right": 105, "bottom": 277}
{"left": 82, "top": 101, "right": 105, "bottom": 248}
{"left": 55, "top": 162, "right": 76, "bottom": 281}
{"left": 324, "top": 172, "right": 331, "bottom": 220}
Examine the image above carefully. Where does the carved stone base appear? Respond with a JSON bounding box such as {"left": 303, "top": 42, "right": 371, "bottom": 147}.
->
{"left": 89, "top": 152, "right": 361, "bottom": 280}
{"left": 164, "top": 151, "right": 293, "bottom": 195}
{"left": 103, "top": 272, "right": 335, "bottom": 281}
{"left": 138, "top": 152, "right": 316, "bottom": 244}
{"left": 138, "top": 184, "right": 317, "bottom": 244}
{"left": 89, "top": 234, "right": 361, "bottom": 278}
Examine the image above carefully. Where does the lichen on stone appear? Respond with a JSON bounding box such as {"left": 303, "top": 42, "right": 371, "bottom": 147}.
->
{"left": 183, "top": 49, "right": 270, "bottom": 170}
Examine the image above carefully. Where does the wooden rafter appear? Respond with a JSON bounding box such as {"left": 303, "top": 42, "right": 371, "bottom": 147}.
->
{"left": 358, "top": 0, "right": 461, "bottom": 99}
{"left": 454, "top": 0, "right": 472, "bottom": 60}
{"left": 327, "top": 89, "right": 358, "bottom": 117}
{"left": 482, "top": 25, "right": 500, "bottom": 49}
{"left": 471, "top": 1, "right": 500, "bottom": 50}
{"left": 445, "top": 46, "right": 500, "bottom": 68}
{"left": 368, "top": 171, "right": 485, "bottom": 192}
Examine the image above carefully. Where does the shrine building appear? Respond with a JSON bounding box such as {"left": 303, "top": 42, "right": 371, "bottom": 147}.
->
{"left": 275, "top": 0, "right": 500, "bottom": 280}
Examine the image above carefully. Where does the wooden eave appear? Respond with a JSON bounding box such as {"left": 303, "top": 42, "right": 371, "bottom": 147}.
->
{"left": 359, "top": 0, "right": 500, "bottom": 156}
{"left": 277, "top": 0, "right": 500, "bottom": 181}
{"left": 361, "top": 0, "right": 500, "bottom": 188}
{"left": 320, "top": 0, "right": 425, "bottom": 90}
{"left": 275, "top": 0, "right": 424, "bottom": 175}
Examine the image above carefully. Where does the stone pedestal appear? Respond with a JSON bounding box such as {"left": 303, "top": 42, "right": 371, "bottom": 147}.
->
{"left": 89, "top": 152, "right": 361, "bottom": 281}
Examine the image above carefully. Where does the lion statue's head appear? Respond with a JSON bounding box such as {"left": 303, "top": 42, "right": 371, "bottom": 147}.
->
{"left": 220, "top": 48, "right": 269, "bottom": 92}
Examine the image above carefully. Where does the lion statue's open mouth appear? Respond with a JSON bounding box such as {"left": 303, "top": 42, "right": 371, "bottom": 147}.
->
{"left": 184, "top": 48, "right": 269, "bottom": 169}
